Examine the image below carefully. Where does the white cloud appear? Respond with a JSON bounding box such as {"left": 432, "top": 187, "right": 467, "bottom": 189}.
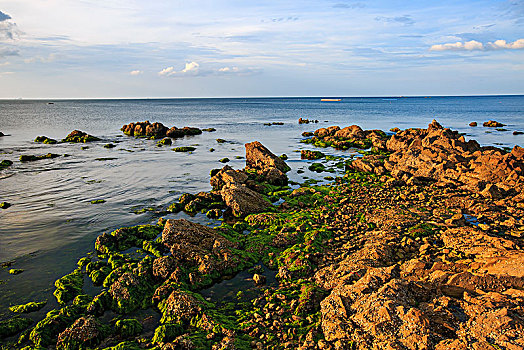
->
{"left": 218, "top": 66, "right": 239, "bottom": 73}
{"left": 430, "top": 39, "right": 524, "bottom": 51}
{"left": 489, "top": 39, "right": 524, "bottom": 49}
{"left": 430, "top": 40, "right": 483, "bottom": 51}
{"left": 158, "top": 62, "right": 200, "bottom": 77}
{"left": 129, "top": 70, "right": 142, "bottom": 75}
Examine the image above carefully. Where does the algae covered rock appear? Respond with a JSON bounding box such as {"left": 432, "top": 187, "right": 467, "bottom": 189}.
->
{"left": 114, "top": 319, "right": 142, "bottom": 337}
{"left": 63, "top": 130, "right": 100, "bottom": 143}
{"left": 0, "top": 159, "right": 13, "bottom": 168}
{"left": 109, "top": 272, "right": 154, "bottom": 313}
{"left": 56, "top": 316, "right": 109, "bottom": 350}
{"left": 0, "top": 317, "right": 33, "bottom": 338}
{"left": 172, "top": 146, "right": 196, "bottom": 152}
{"left": 20, "top": 153, "right": 60, "bottom": 162}
{"left": 9, "top": 301, "right": 47, "bottom": 313}
{"left": 53, "top": 268, "right": 84, "bottom": 304}
{"left": 34, "top": 136, "right": 57, "bottom": 144}
{"left": 1, "top": 201, "right": 11, "bottom": 209}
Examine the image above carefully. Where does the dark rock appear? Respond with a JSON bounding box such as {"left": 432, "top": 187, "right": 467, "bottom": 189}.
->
{"left": 483, "top": 120, "right": 505, "bottom": 127}
{"left": 221, "top": 185, "right": 272, "bottom": 217}
{"left": 469, "top": 122, "right": 477, "bottom": 127}
{"left": 63, "top": 130, "right": 100, "bottom": 143}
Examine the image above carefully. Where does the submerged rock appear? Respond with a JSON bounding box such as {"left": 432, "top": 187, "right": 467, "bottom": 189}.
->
{"left": 34, "top": 136, "right": 57, "bottom": 144}
{"left": 483, "top": 120, "right": 505, "bottom": 127}
{"left": 20, "top": 153, "right": 60, "bottom": 162}
{"left": 63, "top": 130, "right": 100, "bottom": 143}
{"left": 9, "top": 301, "right": 47, "bottom": 313}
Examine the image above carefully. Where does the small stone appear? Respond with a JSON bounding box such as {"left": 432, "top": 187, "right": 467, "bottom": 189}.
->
{"left": 253, "top": 273, "right": 266, "bottom": 285}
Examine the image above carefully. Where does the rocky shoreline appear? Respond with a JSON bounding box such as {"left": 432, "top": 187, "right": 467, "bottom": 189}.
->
{"left": 1, "top": 121, "right": 523, "bottom": 349}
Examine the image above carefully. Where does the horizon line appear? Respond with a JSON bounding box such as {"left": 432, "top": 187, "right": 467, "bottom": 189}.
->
{"left": 1, "top": 93, "right": 523, "bottom": 101}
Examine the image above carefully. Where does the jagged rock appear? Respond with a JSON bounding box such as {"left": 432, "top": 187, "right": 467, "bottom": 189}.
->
{"left": 161, "top": 219, "right": 243, "bottom": 284}
{"left": 221, "top": 185, "right": 272, "bottom": 217}
{"left": 245, "top": 141, "right": 290, "bottom": 173}
{"left": 56, "top": 317, "right": 108, "bottom": 350}
{"left": 210, "top": 165, "right": 248, "bottom": 190}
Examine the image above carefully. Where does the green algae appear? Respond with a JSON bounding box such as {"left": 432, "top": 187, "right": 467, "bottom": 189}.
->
{"left": 0, "top": 317, "right": 33, "bottom": 339}
{"left": 114, "top": 319, "right": 143, "bottom": 338}
{"left": 152, "top": 323, "right": 184, "bottom": 344}
{"left": 308, "top": 163, "right": 326, "bottom": 173}
{"left": 219, "top": 157, "right": 230, "bottom": 163}
{"left": 90, "top": 199, "right": 106, "bottom": 204}
{"left": 53, "top": 268, "right": 84, "bottom": 305}
{"left": 34, "top": 136, "right": 57, "bottom": 144}
{"left": 9, "top": 301, "right": 47, "bottom": 314}
{"left": 9, "top": 268, "right": 24, "bottom": 275}
{"left": 172, "top": 146, "right": 196, "bottom": 152}
{"left": 0, "top": 159, "right": 13, "bottom": 168}
{"left": 20, "top": 153, "right": 60, "bottom": 162}
{"left": 103, "top": 341, "right": 142, "bottom": 350}
{"left": 407, "top": 222, "right": 438, "bottom": 238}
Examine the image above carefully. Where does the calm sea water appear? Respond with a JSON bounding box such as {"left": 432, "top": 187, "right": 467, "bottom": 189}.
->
{"left": 0, "top": 96, "right": 523, "bottom": 318}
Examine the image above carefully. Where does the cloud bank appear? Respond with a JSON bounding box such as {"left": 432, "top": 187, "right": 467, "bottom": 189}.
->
{"left": 430, "top": 39, "right": 524, "bottom": 51}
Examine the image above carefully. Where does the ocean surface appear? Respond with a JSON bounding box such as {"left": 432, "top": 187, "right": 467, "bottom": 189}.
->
{"left": 0, "top": 96, "right": 523, "bottom": 319}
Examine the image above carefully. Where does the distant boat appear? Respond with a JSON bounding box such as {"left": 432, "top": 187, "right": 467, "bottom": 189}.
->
{"left": 47, "top": 102, "right": 54, "bottom": 105}
{"left": 321, "top": 98, "right": 341, "bottom": 102}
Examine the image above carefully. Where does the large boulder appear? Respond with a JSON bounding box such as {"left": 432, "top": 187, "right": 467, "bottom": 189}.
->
{"left": 221, "top": 185, "right": 272, "bottom": 217}
{"left": 210, "top": 165, "right": 249, "bottom": 190}
{"left": 245, "top": 141, "right": 290, "bottom": 173}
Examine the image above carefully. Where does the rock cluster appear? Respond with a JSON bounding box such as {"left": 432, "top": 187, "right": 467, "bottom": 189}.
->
{"left": 304, "top": 124, "right": 388, "bottom": 150}
{"left": 382, "top": 120, "right": 524, "bottom": 202}
{"left": 121, "top": 121, "right": 202, "bottom": 139}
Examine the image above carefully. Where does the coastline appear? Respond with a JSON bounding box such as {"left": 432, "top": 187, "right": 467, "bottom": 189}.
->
{"left": 1, "top": 119, "right": 523, "bottom": 349}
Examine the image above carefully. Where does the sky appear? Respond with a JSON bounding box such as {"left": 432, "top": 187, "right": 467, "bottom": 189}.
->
{"left": 0, "top": 0, "right": 523, "bottom": 98}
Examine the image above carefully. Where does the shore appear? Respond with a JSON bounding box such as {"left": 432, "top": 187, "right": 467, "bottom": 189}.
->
{"left": 1, "top": 120, "right": 524, "bottom": 349}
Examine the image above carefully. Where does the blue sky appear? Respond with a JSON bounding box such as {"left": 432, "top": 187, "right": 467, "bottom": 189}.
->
{"left": 0, "top": 0, "right": 522, "bottom": 98}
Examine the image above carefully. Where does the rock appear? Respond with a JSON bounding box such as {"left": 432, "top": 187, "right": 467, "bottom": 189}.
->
{"left": 245, "top": 141, "right": 290, "bottom": 173}
{"left": 210, "top": 165, "right": 249, "bottom": 190}
{"left": 219, "top": 157, "right": 230, "bottom": 163}
{"left": 0, "top": 160, "right": 13, "bottom": 168}
{"left": 0, "top": 202, "right": 11, "bottom": 209}
{"left": 166, "top": 126, "right": 202, "bottom": 138}
{"left": 298, "top": 118, "right": 318, "bottom": 124}
{"left": 483, "top": 120, "right": 505, "bottom": 127}
{"left": 514, "top": 131, "right": 524, "bottom": 135}
{"left": 157, "top": 138, "right": 172, "bottom": 146}
{"left": 302, "top": 131, "right": 314, "bottom": 137}
{"left": 146, "top": 122, "right": 168, "bottom": 138}
{"left": 34, "top": 136, "right": 57, "bottom": 144}
{"left": 261, "top": 167, "right": 288, "bottom": 186}
{"left": 159, "top": 290, "right": 203, "bottom": 324}
{"left": 56, "top": 316, "right": 108, "bottom": 350}
{"left": 9, "top": 301, "right": 47, "bottom": 313}
{"left": 390, "top": 127, "right": 400, "bottom": 133}
{"left": 20, "top": 153, "right": 60, "bottom": 162}
{"left": 301, "top": 150, "right": 325, "bottom": 160}
{"left": 253, "top": 273, "right": 266, "bottom": 285}
{"left": 173, "top": 147, "right": 196, "bottom": 152}
{"left": 109, "top": 272, "right": 153, "bottom": 313}
{"left": 221, "top": 185, "right": 272, "bottom": 216}
{"left": 161, "top": 219, "right": 243, "bottom": 284}
{"left": 334, "top": 125, "right": 365, "bottom": 139}
{"left": 0, "top": 131, "right": 3, "bottom": 137}
{"left": 63, "top": 130, "right": 100, "bottom": 143}
{"left": 0, "top": 317, "right": 33, "bottom": 338}
{"left": 469, "top": 122, "right": 477, "bottom": 127}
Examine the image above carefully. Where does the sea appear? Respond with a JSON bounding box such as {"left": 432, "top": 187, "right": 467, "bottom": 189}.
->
{"left": 0, "top": 95, "right": 523, "bottom": 319}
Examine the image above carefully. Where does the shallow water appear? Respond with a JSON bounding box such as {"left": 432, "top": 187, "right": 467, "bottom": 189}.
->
{"left": 0, "top": 96, "right": 523, "bottom": 318}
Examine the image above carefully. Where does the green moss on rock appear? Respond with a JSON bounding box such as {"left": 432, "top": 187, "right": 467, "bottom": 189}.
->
{"left": 114, "top": 319, "right": 143, "bottom": 338}
{"left": 9, "top": 301, "right": 47, "bottom": 313}
{"left": 0, "top": 317, "right": 33, "bottom": 338}
{"left": 172, "top": 146, "right": 196, "bottom": 152}
{"left": 53, "top": 268, "right": 84, "bottom": 305}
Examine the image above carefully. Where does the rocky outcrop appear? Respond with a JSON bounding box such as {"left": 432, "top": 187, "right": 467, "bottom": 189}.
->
{"left": 121, "top": 121, "right": 201, "bottom": 139}
{"left": 305, "top": 125, "right": 388, "bottom": 150}
{"left": 382, "top": 120, "right": 524, "bottom": 202}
